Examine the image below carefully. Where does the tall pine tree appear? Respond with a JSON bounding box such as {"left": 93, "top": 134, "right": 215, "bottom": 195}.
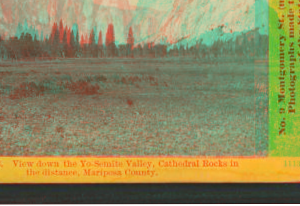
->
{"left": 76, "top": 30, "right": 79, "bottom": 47}
{"left": 70, "top": 30, "right": 75, "bottom": 47}
{"left": 105, "top": 24, "right": 115, "bottom": 47}
{"left": 40, "top": 30, "right": 44, "bottom": 43}
{"left": 98, "top": 30, "right": 102, "bottom": 46}
{"left": 89, "top": 29, "right": 96, "bottom": 57}
{"left": 80, "top": 34, "right": 84, "bottom": 48}
{"left": 50, "top": 22, "right": 59, "bottom": 45}
{"left": 127, "top": 27, "right": 134, "bottom": 46}
{"left": 16, "top": 22, "right": 23, "bottom": 39}
{"left": 98, "top": 30, "right": 103, "bottom": 58}
{"left": 62, "top": 29, "right": 68, "bottom": 57}
{"left": 50, "top": 22, "right": 60, "bottom": 57}
{"left": 67, "top": 27, "right": 71, "bottom": 45}
{"left": 127, "top": 27, "right": 134, "bottom": 57}
{"left": 59, "top": 19, "right": 64, "bottom": 43}
{"left": 89, "top": 28, "right": 95, "bottom": 46}
{"left": 105, "top": 24, "right": 116, "bottom": 57}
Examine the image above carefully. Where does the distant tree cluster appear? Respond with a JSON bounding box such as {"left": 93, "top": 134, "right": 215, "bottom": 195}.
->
{"left": 0, "top": 20, "right": 268, "bottom": 61}
{"left": 192, "top": 28, "right": 268, "bottom": 61}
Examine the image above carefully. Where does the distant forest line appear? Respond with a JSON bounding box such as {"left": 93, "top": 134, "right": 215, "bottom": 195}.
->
{"left": 0, "top": 20, "right": 269, "bottom": 61}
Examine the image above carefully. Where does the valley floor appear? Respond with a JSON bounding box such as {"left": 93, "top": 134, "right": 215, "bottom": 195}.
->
{"left": 0, "top": 58, "right": 268, "bottom": 156}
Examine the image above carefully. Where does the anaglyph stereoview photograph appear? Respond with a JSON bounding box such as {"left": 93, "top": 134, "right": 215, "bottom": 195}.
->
{"left": 0, "top": 0, "right": 268, "bottom": 156}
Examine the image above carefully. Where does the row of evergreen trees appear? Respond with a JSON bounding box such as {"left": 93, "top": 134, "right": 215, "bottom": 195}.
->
{"left": 0, "top": 20, "right": 268, "bottom": 61}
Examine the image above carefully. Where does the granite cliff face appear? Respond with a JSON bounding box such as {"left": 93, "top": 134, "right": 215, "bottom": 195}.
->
{"left": 0, "top": 0, "right": 268, "bottom": 45}
{"left": 133, "top": 0, "right": 268, "bottom": 45}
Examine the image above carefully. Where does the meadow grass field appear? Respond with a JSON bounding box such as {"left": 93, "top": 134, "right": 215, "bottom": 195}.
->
{"left": 0, "top": 58, "right": 268, "bottom": 156}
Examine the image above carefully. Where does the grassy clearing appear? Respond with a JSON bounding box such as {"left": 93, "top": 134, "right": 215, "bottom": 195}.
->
{"left": 0, "top": 58, "right": 268, "bottom": 156}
